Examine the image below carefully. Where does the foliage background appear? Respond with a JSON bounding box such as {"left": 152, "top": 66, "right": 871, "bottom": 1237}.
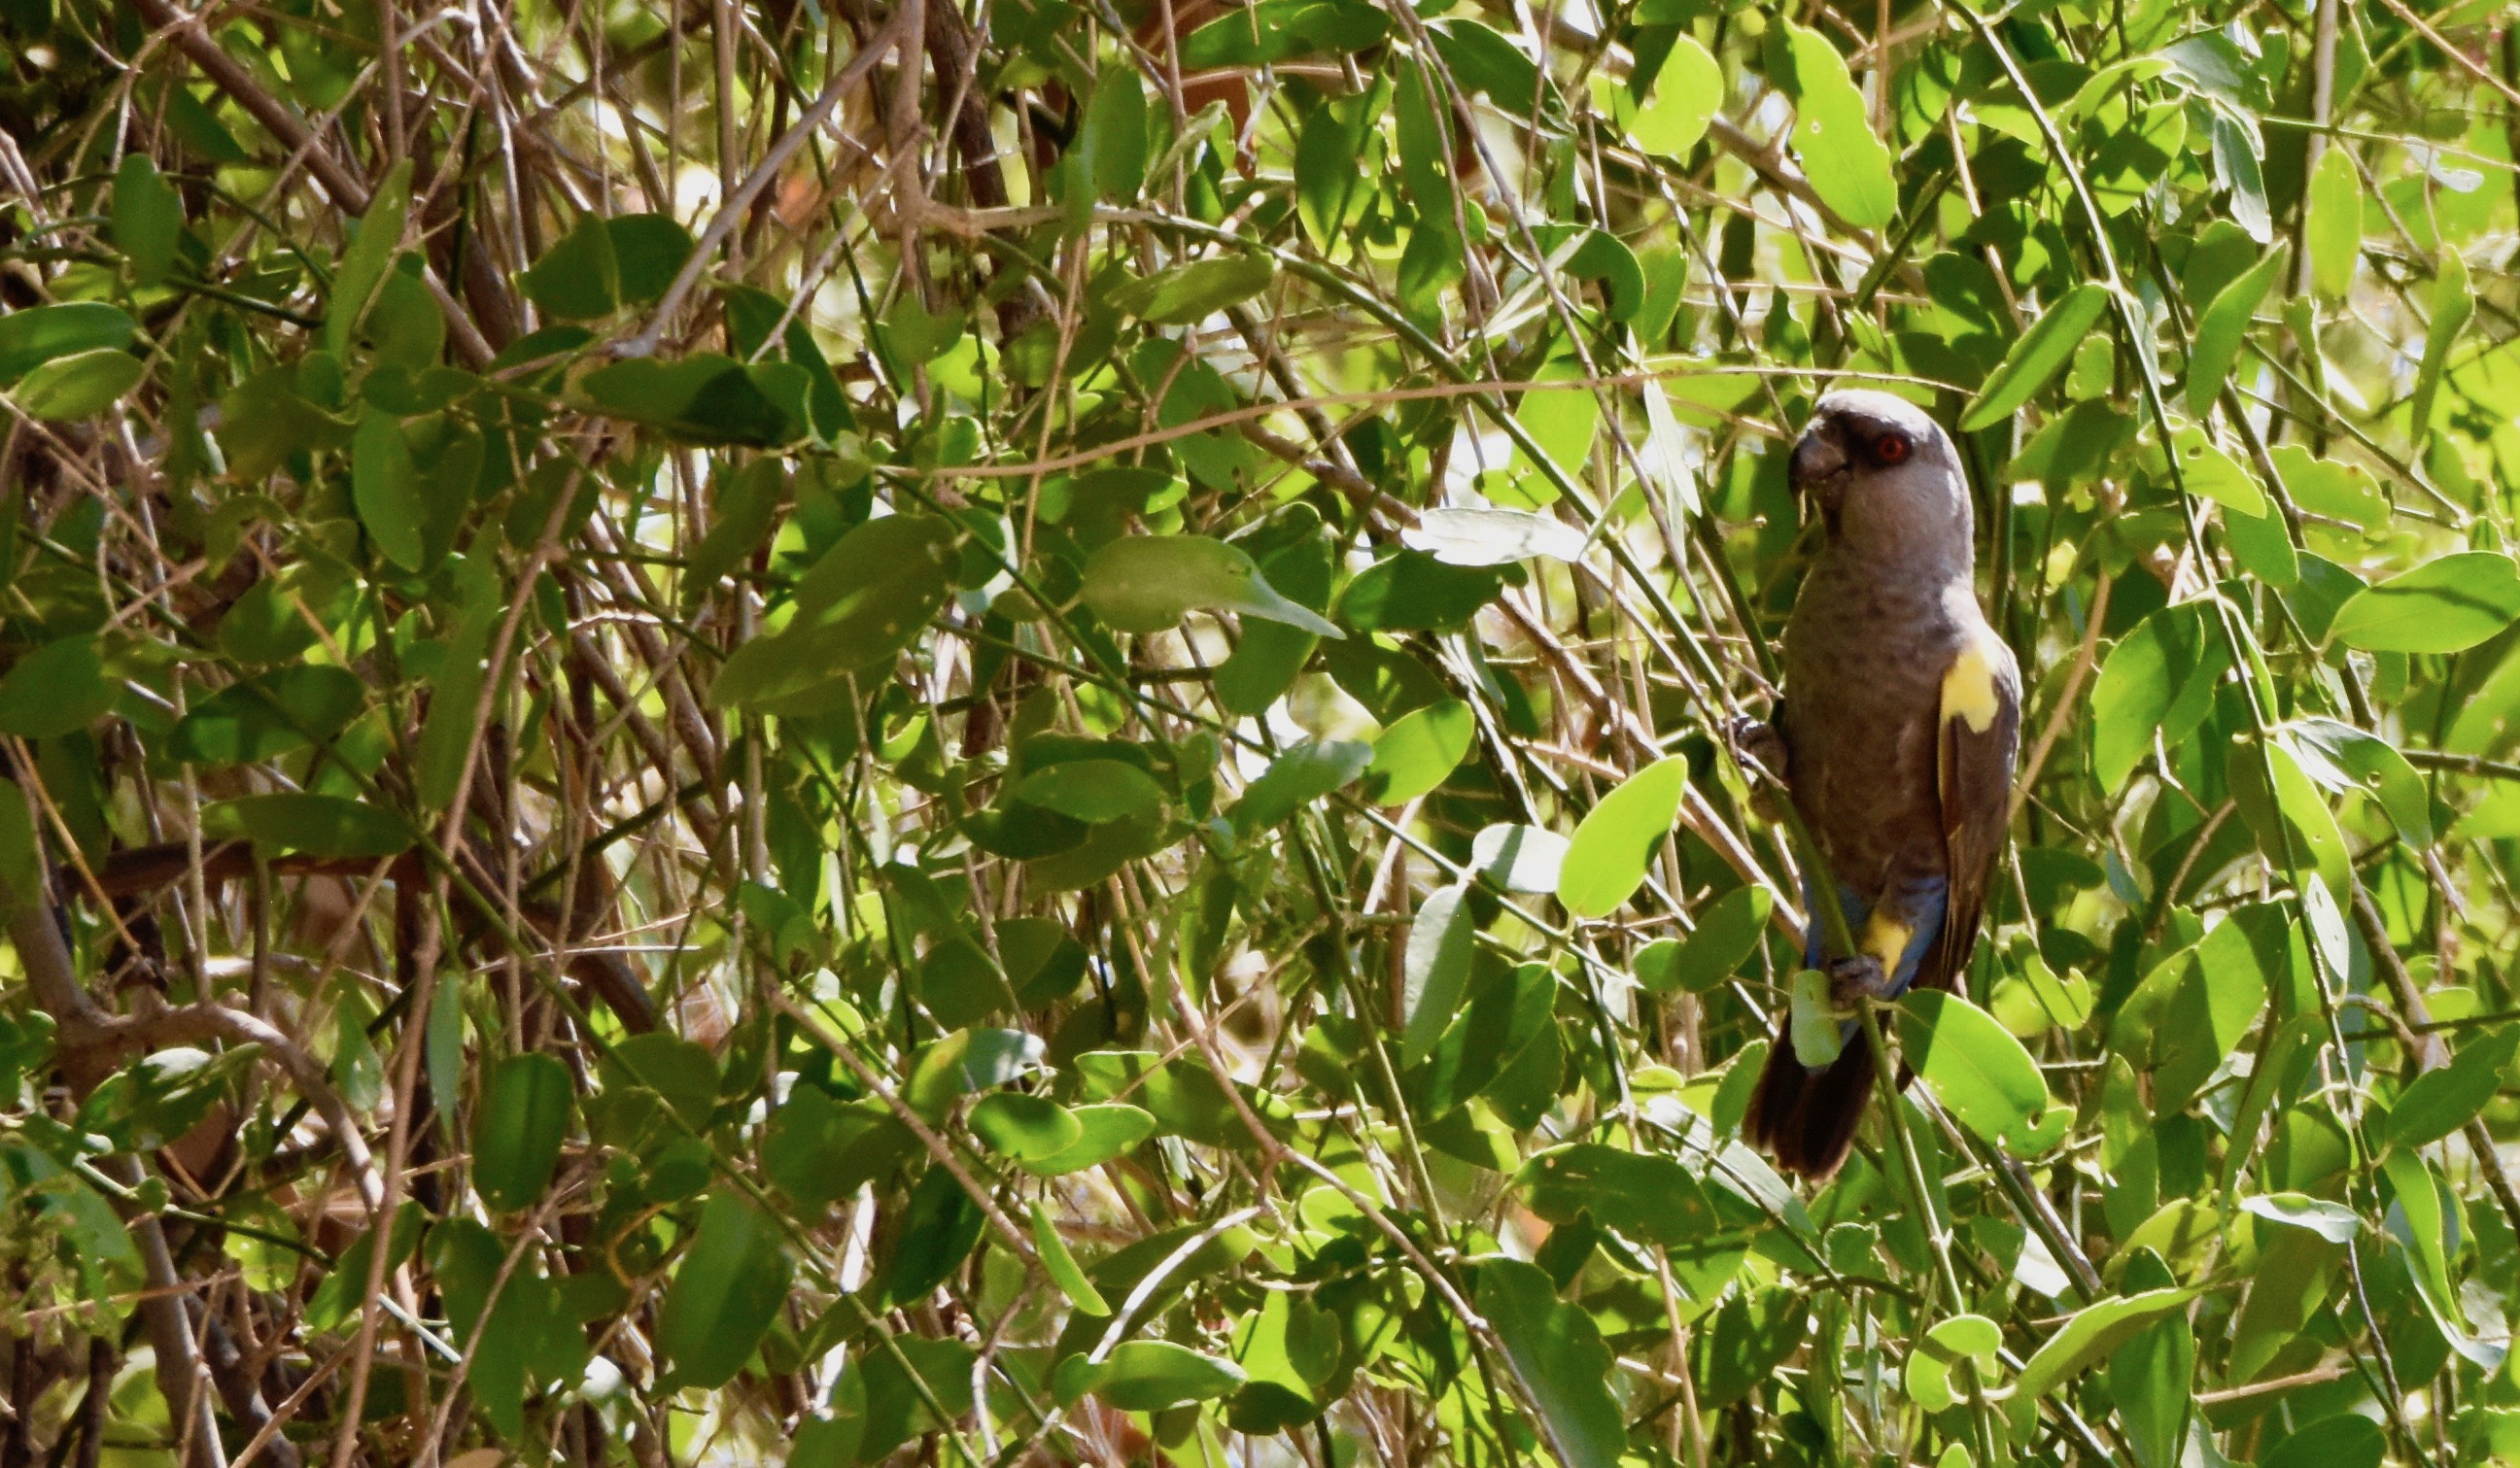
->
{"left": 7, "top": 0, "right": 2520, "bottom": 1461}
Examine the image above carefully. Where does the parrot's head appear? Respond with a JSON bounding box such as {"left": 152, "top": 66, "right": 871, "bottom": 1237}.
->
{"left": 1790, "top": 390, "right": 1973, "bottom": 570}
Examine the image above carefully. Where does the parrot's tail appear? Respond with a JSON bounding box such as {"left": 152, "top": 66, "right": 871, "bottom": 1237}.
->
{"left": 1743, "top": 1026, "right": 1877, "bottom": 1180}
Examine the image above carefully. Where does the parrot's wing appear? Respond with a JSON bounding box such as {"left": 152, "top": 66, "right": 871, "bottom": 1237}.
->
{"left": 1926, "top": 625, "right": 2020, "bottom": 993}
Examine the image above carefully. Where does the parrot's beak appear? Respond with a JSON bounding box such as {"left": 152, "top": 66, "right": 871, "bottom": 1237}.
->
{"left": 1790, "top": 418, "right": 1850, "bottom": 515}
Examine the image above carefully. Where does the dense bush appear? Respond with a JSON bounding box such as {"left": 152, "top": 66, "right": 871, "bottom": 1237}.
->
{"left": 5, "top": 0, "right": 2520, "bottom": 1462}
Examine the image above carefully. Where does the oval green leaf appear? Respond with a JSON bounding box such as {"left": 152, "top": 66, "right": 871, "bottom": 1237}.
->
{"left": 17, "top": 348, "right": 145, "bottom": 421}
{"left": 1897, "top": 988, "right": 2054, "bottom": 1153}
{"left": 1012, "top": 760, "right": 1168, "bottom": 823}
{"left": 474, "top": 1052, "right": 573, "bottom": 1211}
{"left": 1400, "top": 882, "right": 1476, "bottom": 1066}
{"left": 1782, "top": 23, "right": 1896, "bottom": 230}
{"left": 1364, "top": 699, "right": 1473, "bottom": 804}
{"left": 1637, "top": 884, "right": 1774, "bottom": 995}
{"left": 969, "top": 1091, "right": 1085, "bottom": 1160}
{"left": 1081, "top": 533, "right": 1340, "bottom": 638}
{"left": 1556, "top": 756, "right": 1688, "bottom": 918}
{"left": 1029, "top": 1199, "right": 1110, "bottom": 1315}
{"left": 1018, "top": 1102, "right": 1157, "bottom": 1176}
{"left": 657, "top": 1190, "right": 794, "bottom": 1389}
{"left": 711, "top": 514, "right": 958, "bottom": 708}
{"left": 218, "top": 793, "right": 413, "bottom": 858}
{"left": 2329, "top": 551, "right": 2520, "bottom": 654}
{"left": 0, "top": 302, "right": 136, "bottom": 382}
{"left": 1960, "top": 284, "right": 2112, "bottom": 431}
{"left": 0, "top": 636, "right": 117, "bottom": 738}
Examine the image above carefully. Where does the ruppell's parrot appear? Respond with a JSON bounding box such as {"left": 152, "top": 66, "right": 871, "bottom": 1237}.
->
{"left": 1736, "top": 390, "right": 2021, "bottom": 1179}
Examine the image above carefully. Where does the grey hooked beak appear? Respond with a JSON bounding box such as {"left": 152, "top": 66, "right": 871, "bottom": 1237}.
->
{"left": 1790, "top": 420, "right": 1850, "bottom": 511}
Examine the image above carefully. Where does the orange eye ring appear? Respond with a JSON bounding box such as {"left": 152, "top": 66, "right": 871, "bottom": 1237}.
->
{"left": 1874, "top": 434, "right": 1911, "bottom": 465}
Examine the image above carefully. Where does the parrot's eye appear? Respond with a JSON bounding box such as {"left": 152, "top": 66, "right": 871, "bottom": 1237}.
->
{"left": 1870, "top": 432, "right": 1912, "bottom": 466}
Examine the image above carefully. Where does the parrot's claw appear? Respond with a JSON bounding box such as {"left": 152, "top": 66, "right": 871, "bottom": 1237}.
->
{"left": 1727, "top": 716, "right": 1788, "bottom": 824}
{"left": 1827, "top": 954, "right": 1893, "bottom": 1007}
{"left": 1725, "top": 715, "right": 1781, "bottom": 773}
{"left": 1727, "top": 716, "right": 1787, "bottom": 784}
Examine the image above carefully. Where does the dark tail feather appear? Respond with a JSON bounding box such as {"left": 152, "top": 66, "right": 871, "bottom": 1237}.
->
{"left": 1743, "top": 1024, "right": 1878, "bottom": 1180}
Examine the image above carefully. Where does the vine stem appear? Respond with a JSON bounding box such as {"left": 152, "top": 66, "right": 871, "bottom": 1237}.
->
{"left": 1735, "top": 748, "right": 2000, "bottom": 1461}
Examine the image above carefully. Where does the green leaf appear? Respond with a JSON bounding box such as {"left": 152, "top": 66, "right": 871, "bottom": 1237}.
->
{"left": 474, "top": 1052, "right": 574, "bottom": 1211}
{"left": 1018, "top": 1103, "right": 1156, "bottom": 1176}
{"left": 1476, "top": 1258, "right": 1625, "bottom": 1468}
{"left": 880, "top": 295, "right": 964, "bottom": 367}
{"left": 2090, "top": 601, "right": 2228, "bottom": 794}
{"left": 0, "top": 636, "right": 116, "bottom": 737}
{"left": 2108, "top": 1304, "right": 2192, "bottom": 1468}
{"left": 1960, "top": 284, "right": 2112, "bottom": 431}
{"left": 2304, "top": 146, "right": 2363, "bottom": 298}
{"left": 887, "top": 1163, "right": 986, "bottom": 1304}
{"left": 1470, "top": 822, "right": 1569, "bottom": 893}
{"left": 2015, "top": 1286, "right": 2201, "bottom": 1398}
{"left": 1638, "top": 884, "right": 1774, "bottom": 995}
{"left": 1030, "top": 1199, "right": 1110, "bottom": 1315}
{"left": 328, "top": 158, "right": 413, "bottom": 357}
{"left": 1059, "top": 1340, "right": 1247, "bottom": 1412}
{"left": 1515, "top": 1144, "right": 1721, "bottom": 1248}
{"left": 1364, "top": 699, "right": 1473, "bottom": 804}
{"left": 1012, "top": 760, "right": 1167, "bottom": 823}
{"left": 2238, "top": 1192, "right": 2361, "bottom": 1244}
{"left": 2285, "top": 717, "right": 2434, "bottom": 847}
{"left": 969, "top": 1091, "right": 1084, "bottom": 1160}
{"left": 710, "top": 515, "right": 958, "bottom": 709}
{"left": 2161, "top": 425, "right": 2267, "bottom": 518}
{"left": 2382, "top": 1148, "right": 2488, "bottom": 1355}
{"left": 1400, "top": 883, "right": 1477, "bottom": 1066}
{"left": 2329, "top": 551, "right": 2520, "bottom": 654}
{"left": 1400, "top": 506, "right": 1588, "bottom": 565}
{"left": 215, "top": 793, "right": 413, "bottom": 857}
{"left": 1556, "top": 756, "right": 1688, "bottom": 918}
{"left": 1295, "top": 88, "right": 1379, "bottom": 249}
{"left": 1336, "top": 551, "right": 1505, "bottom": 632}
{"left": 1780, "top": 23, "right": 1895, "bottom": 230}
{"left": 605, "top": 213, "right": 695, "bottom": 306}
{"left": 2264, "top": 1417, "right": 2385, "bottom": 1468}
{"left": 1110, "top": 256, "right": 1276, "bottom": 324}
{"left": 2184, "top": 249, "right": 2283, "bottom": 417}
{"left": 1897, "top": 989, "right": 2054, "bottom": 1153}
{"left": 1631, "top": 33, "right": 1719, "bottom": 156}
{"left": 657, "top": 1190, "right": 794, "bottom": 1388}
{"left": 577, "top": 354, "right": 807, "bottom": 447}
{"left": 1081, "top": 533, "right": 1341, "bottom": 638}
{"left": 905, "top": 1027, "right": 1044, "bottom": 1118}
{"left": 2410, "top": 248, "right": 2473, "bottom": 444}
{"left": 111, "top": 153, "right": 184, "bottom": 288}
{"left": 15, "top": 348, "right": 145, "bottom": 421}
{"left": 762, "top": 1089, "right": 917, "bottom": 1207}
{"left": 2387, "top": 1025, "right": 2520, "bottom": 1151}
{"left": 1234, "top": 739, "right": 1371, "bottom": 833}
{"left": 1082, "top": 65, "right": 1150, "bottom": 200}
{"left": 0, "top": 302, "right": 136, "bottom": 383}
{"left": 1788, "top": 969, "right": 1843, "bottom": 1067}
{"left": 521, "top": 214, "right": 622, "bottom": 321}
{"left": 351, "top": 410, "right": 428, "bottom": 570}
{"left": 2272, "top": 445, "right": 2387, "bottom": 531}
{"left": 168, "top": 666, "right": 365, "bottom": 766}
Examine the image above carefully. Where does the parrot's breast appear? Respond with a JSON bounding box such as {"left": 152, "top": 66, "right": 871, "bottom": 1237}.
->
{"left": 1778, "top": 561, "right": 1976, "bottom": 898}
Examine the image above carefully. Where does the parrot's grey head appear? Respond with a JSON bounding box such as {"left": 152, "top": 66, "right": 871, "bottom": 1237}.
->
{"left": 1790, "top": 389, "right": 1973, "bottom": 572}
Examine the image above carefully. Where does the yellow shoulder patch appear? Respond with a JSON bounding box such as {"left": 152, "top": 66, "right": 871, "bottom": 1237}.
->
{"left": 1941, "top": 631, "right": 2007, "bottom": 735}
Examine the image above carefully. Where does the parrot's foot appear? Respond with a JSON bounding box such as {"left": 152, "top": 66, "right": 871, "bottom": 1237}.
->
{"left": 1726, "top": 716, "right": 1785, "bottom": 778}
{"left": 1827, "top": 954, "right": 1894, "bottom": 1008}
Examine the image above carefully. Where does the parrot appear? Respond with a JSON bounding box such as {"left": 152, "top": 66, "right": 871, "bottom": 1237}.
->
{"left": 1736, "top": 389, "right": 2021, "bottom": 1179}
